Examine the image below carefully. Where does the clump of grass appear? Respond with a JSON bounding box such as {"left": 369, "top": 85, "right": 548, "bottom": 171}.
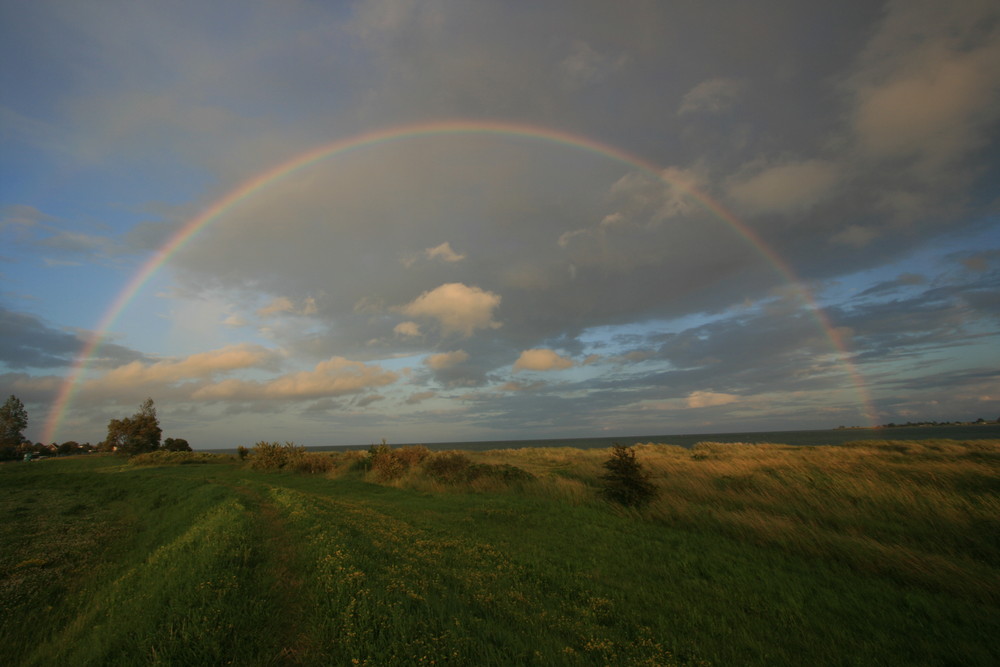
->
{"left": 128, "top": 450, "right": 231, "bottom": 466}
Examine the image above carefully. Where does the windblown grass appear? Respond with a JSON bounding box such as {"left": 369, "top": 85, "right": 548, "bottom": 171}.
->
{"left": 1, "top": 439, "right": 997, "bottom": 665}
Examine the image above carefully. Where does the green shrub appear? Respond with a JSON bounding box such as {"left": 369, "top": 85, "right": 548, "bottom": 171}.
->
{"left": 600, "top": 444, "right": 658, "bottom": 507}
{"left": 237, "top": 445, "right": 250, "bottom": 461}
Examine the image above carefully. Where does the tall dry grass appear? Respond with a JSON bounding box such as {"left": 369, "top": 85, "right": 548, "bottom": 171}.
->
{"left": 424, "top": 439, "right": 999, "bottom": 601}
{"left": 628, "top": 439, "right": 1000, "bottom": 601}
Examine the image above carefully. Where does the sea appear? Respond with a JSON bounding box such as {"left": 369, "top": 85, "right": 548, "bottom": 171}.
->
{"left": 209, "top": 423, "right": 1000, "bottom": 454}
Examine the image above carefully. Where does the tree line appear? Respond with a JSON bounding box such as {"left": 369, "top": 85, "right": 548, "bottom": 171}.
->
{"left": 0, "top": 394, "right": 190, "bottom": 461}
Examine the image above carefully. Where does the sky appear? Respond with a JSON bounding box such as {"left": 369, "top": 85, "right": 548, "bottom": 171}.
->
{"left": 2, "top": 0, "right": 999, "bottom": 449}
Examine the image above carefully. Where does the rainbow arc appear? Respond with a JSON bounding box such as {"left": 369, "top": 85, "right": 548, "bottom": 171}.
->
{"left": 42, "top": 120, "right": 876, "bottom": 443}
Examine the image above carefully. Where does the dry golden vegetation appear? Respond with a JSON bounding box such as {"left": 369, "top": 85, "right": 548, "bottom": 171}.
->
{"left": 469, "top": 439, "right": 1000, "bottom": 601}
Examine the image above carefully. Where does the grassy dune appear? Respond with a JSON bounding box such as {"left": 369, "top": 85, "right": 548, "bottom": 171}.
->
{"left": 1, "top": 439, "right": 997, "bottom": 665}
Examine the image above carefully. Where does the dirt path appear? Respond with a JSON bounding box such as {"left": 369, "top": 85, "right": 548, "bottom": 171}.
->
{"left": 229, "top": 482, "right": 311, "bottom": 664}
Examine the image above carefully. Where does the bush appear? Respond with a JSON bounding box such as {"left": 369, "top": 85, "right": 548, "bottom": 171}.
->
{"left": 290, "top": 452, "right": 335, "bottom": 474}
{"left": 600, "top": 444, "right": 658, "bottom": 507}
{"left": 423, "top": 452, "right": 475, "bottom": 483}
{"left": 395, "top": 445, "right": 431, "bottom": 467}
{"left": 128, "top": 450, "right": 227, "bottom": 466}
{"left": 365, "top": 443, "right": 431, "bottom": 481}
{"left": 368, "top": 445, "right": 405, "bottom": 481}
{"left": 248, "top": 441, "right": 305, "bottom": 470}
{"left": 423, "top": 453, "right": 533, "bottom": 486}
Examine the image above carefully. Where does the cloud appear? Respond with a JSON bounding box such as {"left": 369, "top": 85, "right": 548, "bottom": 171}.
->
{"left": 355, "top": 394, "right": 386, "bottom": 408}
{"left": 677, "top": 77, "right": 744, "bottom": 115}
{"left": 0, "top": 372, "right": 64, "bottom": 404}
{"left": 513, "top": 349, "right": 574, "bottom": 372}
{"left": 609, "top": 167, "right": 705, "bottom": 222}
{"left": 257, "top": 296, "right": 318, "bottom": 319}
{"left": 394, "top": 321, "right": 422, "bottom": 338}
{"left": 405, "top": 390, "right": 436, "bottom": 405}
{"left": 686, "top": 390, "right": 739, "bottom": 408}
{"left": 500, "top": 380, "right": 547, "bottom": 392}
{"left": 88, "top": 344, "right": 281, "bottom": 391}
{"left": 1, "top": 204, "right": 51, "bottom": 229}
{"left": 847, "top": 1, "right": 1000, "bottom": 172}
{"left": 257, "top": 297, "right": 294, "bottom": 318}
{"left": 962, "top": 256, "right": 989, "bottom": 273}
{"left": 559, "top": 40, "right": 626, "bottom": 89}
{"left": 0, "top": 307, "right": 85, "bottom": 369}
{"left": 830, "top": 225, "right": 879, "bottom": 248}
{"left": 425, "top": 242, "right": 465, "bottom": 263}
{"left": 223, "top": 313, "right": 248, "bottom": 327}
{"left": 425, "top": 350, "right": 469, "bottom": 371}
{"left": 857, "top": 273, "right": 926, "bottom": 298}
{"left": 399, "top": 283, "right": 501, "bottom": 337}
{"left": 0, "top": 306, "right": 147, "bottom": 370}
{"left": 728, "top": 159, "right": 840, "bottom": 215}
{"left": 192, "top": 356, "right": 398, "bottom": 401}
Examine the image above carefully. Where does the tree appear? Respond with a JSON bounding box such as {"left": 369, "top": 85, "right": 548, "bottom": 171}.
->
{"left": 57, "top": 441, "right": 81, "bottom": 456}
{"left": 599, "top": 444, "right": 658, "bottom": 508}
{"left": 163, "top": 437, "right": 192, "bottom": 452}
{"left": 0, "top": 394, "right": 28, "bottom": 447}
{"left": 103, "top": 397, "right": 162, "bottom": 456}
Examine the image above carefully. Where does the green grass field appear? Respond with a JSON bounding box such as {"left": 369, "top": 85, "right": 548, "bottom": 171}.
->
{"left": 2, "top": 439, "right": 998, "bottom": 665}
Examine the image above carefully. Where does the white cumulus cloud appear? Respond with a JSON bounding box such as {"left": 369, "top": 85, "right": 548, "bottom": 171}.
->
{"left": 394, "top": 321, "right": 422, "bottom": 337}
{"left": 400, "top": 283, "right": 501, "bottom": 338}
{"left": 686, "top": 390, "right": 739, "bottom": 409}
{"left": 192, "top": 356, "right": 398, "bottom": 401}
{"left": 425, "top": 241, "right": 466, "bottom": 263}
{"left": 87, "top": 344, "right": 280, "bottom": 391}
{"left": 513, "top": 349, "right": 574, "bottom": 372}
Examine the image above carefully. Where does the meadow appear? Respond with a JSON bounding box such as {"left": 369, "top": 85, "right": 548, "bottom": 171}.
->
{"left": 1, "top": 439, "right": 998, "bottom": 665}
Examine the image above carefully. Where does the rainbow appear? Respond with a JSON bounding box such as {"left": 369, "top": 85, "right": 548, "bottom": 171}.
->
{"left": 42, "top": 119, "right": 876, "bottom": 442}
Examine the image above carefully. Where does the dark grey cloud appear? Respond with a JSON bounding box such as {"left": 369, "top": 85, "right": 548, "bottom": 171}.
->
{"left": 0, "top": 306, "right": 147, "bottom": 369}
